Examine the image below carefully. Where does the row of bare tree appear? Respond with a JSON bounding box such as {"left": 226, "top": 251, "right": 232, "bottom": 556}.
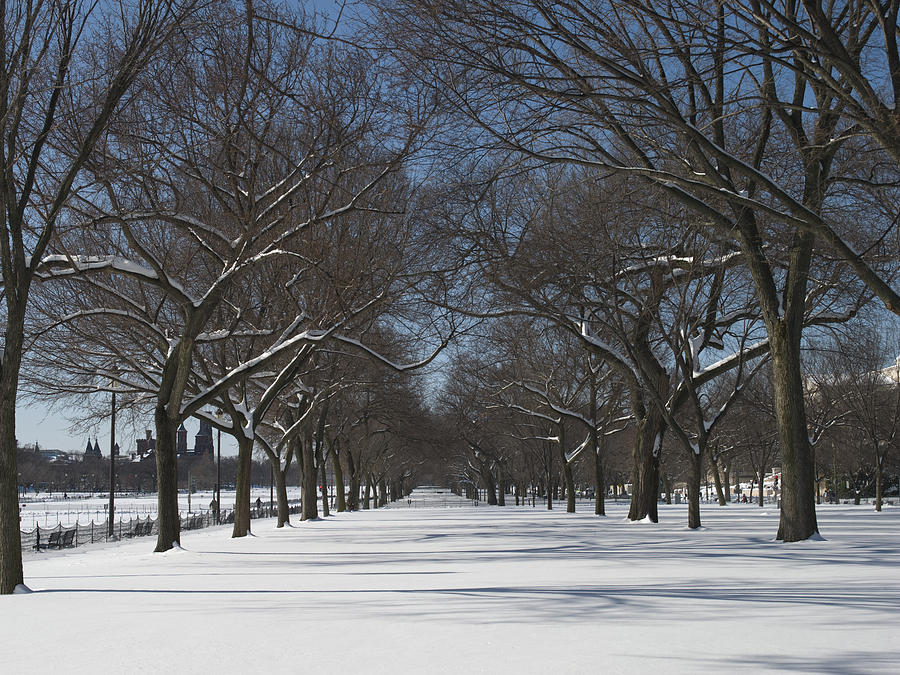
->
{"left": 436, "top": 318, "right": 898, "bottom": 519}
{"left": 3, "top": 0, "right": 900, "bottom": 596}
{"left": 365, "top": 0, "right": 900, "bottom": 543}
{"left": 0, "top": 1, "right": 449, "bottom": 594}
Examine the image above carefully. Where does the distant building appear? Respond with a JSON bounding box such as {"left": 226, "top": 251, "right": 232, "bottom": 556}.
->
{"left": 194, "top": 420, "right": 214, "bottom": 456}
{"left": 83, "top": 438, "right": 119, "bottom": 459}
{"left": 84, "top": 439, "right": 102, "bottom": 458}
{"left": 136, "top": 430, "right": 155, "bottom": 458}
{"left": 138, "top": 421, "right": 214, "bottom": 459}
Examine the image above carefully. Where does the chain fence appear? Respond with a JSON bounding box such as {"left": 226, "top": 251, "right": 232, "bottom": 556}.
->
{"left": 20, "top": 500, "right": 301, "bottom": 553}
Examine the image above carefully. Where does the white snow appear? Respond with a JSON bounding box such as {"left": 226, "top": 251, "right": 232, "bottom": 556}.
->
{"left": 3, "top": 493, "right": 899, "bottom": 673}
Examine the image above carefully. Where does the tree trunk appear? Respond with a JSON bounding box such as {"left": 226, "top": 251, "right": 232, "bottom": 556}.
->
{"left": 496, "top": 463, "right": 506, "bottom": 506}
{"left": 712, "top": 457, "right": 727, "bottom": 506}
{"left": 318, "top": 456, "right": 330, "bottom": 517}
{"left": 558, "top": 425, "right": 575, "bottom": 513}
{"left": 0, "top": 336, "right": 25, "bottom": 592}
{"left": 232, "top": 435, "right": 253, "bottom": 537}
{"left": 627, "top": 409, "right": 664, "bottom": 523}
{"left": 770, "top": 327, "right": 818, "bottom": 539}
{"left": 154, "top": 409, "right": 181, "bottom": 550}
{"left": 300, "top": 431, "right": 318, "bottom": 521}
{"left": 315, "top": 403, "right": 329, "bottom": 517}
{"left": 274, "top": 460, "right": 290, "bottom": 527}
{"left": 593, "top": 444, "right": 606, "bottom": 516}
{"left": 379, "top": 476, "right": 388, "bottom": 507}
{"left": 363, "top": 476, "right": 371, "bottom": 509}
{"left": 687, "top": 450, "right": 703, "bottom": 529}
{"left": 347, "top": 453, "right": 360, "bottom": 512}
{"left": 545, "top": 445, "right": 553, "bottom": 510}
{"left": 331, "top": 445, "right": 346, "bottom": 512}
{"left": 875, "top": 454, "right": 883, "bottom": 512}
{"left": 478, "top": 460, "right": 498, "bottom": 505}
{"left": 723, "top": 464, "right": 732, "bottom": 502}
{"left": 758, "top": 468, "right": 766, "bottom": 507}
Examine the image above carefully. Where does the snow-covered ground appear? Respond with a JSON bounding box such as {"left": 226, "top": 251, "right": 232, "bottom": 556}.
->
{"left": 4, "top": 491, "right": 899, "bottom": 673}
{"left": 18, "top": 488, "right": 299, "bottom": 529}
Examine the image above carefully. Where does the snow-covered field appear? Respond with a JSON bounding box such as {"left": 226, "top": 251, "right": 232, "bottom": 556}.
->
{"left": 18, "top": 488, "right": 299, "bottom": 529}
{"left": 4, "top": 491, "right": 899, "bottom": 673}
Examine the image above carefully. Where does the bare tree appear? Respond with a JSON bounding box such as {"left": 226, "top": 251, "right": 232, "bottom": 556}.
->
{"left": 0, "top": 0, "right": 199, "bottom": 594}
{"left": 369, "top": 0, "right": 892, "bottom": 540}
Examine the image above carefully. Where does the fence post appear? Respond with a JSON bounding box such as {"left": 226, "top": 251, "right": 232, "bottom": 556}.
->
{"left": 35, "top": 524, "right": 40, "bottom": 551}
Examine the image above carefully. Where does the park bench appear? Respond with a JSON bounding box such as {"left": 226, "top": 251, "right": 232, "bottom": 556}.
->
{"left": 59, "top": 528, "right": 76, "bottom": 548}
{"left": 37, "top": 530, "right": 62, "bottom": 550}
{"left": 124, "top": 520, "right": 153, "bottom": 538}
{"left": 37, "top": 528, "right": 76, "bottom": 550}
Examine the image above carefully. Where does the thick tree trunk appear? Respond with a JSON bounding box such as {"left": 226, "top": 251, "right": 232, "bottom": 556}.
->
{"left": 300, "top": 432, "right": 318, "bottom": 521}
{"left": 687, "top": 450, "right": 703, "bottom": 529}
{"left": 496, "top": 464, "right": 505, "bottom": 506}
{"left": 483, "top": 465, "right": 497, "bottom": 505}
{"left": 627, "top": 409, "right": 664, "bottom": 522}
{"left": 379, "top": 476, "right": 388, "bottom": 507}
{"left": 770, "top": 328, "right": 818, "bottom": 539}
{"left": 232, "top": 436, "right": 253, "bottom": 537}
{"left": 274, "top": 461, "right": 290, "bottom": 527}
{"left": 564, "top": 462, "right": 576, "bottom": 513}
{"left": 346, "top": 449, "right": 360, "bottom": 511}
{"left": 154, "top": 410, "right": 181, "bottom": 550}
{"left": 0, "top": 343, "right": 25, "bottom": 592}
{"left": 593, "top": 446, "right": 606, "bottom": 516}
{"left": 363, "top": 476, "right": 371, "bottom": 509}
{"left": 558, "top": 426, "right": 575, "bottom": 513}
{"left": 758, "top": 468, "right": 766, "bottom": 507}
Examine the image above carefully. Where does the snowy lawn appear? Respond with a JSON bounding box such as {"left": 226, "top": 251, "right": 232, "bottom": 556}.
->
{"left": 3, "top": 495, "right": 899, "bottom": 673}
{"left": 18, "top": 488, "right": 296, "bottom": 529}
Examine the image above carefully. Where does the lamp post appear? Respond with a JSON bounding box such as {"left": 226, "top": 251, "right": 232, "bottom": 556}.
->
{"left": 108, "top": 369, "right": 118, "bottom": 538}
{"left": 215, "top": 409, "right": 223, "bottom": 524}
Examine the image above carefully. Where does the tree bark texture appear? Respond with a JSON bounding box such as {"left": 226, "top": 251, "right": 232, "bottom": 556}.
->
{"left": 771, "top": 326, "right": 818, "bottom": 540}
{"left": 0, "top": 329, "right": 25, "bottom": 592}
{"left": 232, "top": 436, "right": 253, "bottom": 537}
{"left": 274, "top": 461, "right": 290, "bottom": 527}
{"left": 154, "top": 409, "right": 181, "bottom": 551}
{"left": 300, "top": 432, "right": 318, "bottom": 521}
{"left": 627, "top": 409, "right": 664, "bottom": 523}
{"left": 687, "top": 451, "right": 703, "bottom": 530}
